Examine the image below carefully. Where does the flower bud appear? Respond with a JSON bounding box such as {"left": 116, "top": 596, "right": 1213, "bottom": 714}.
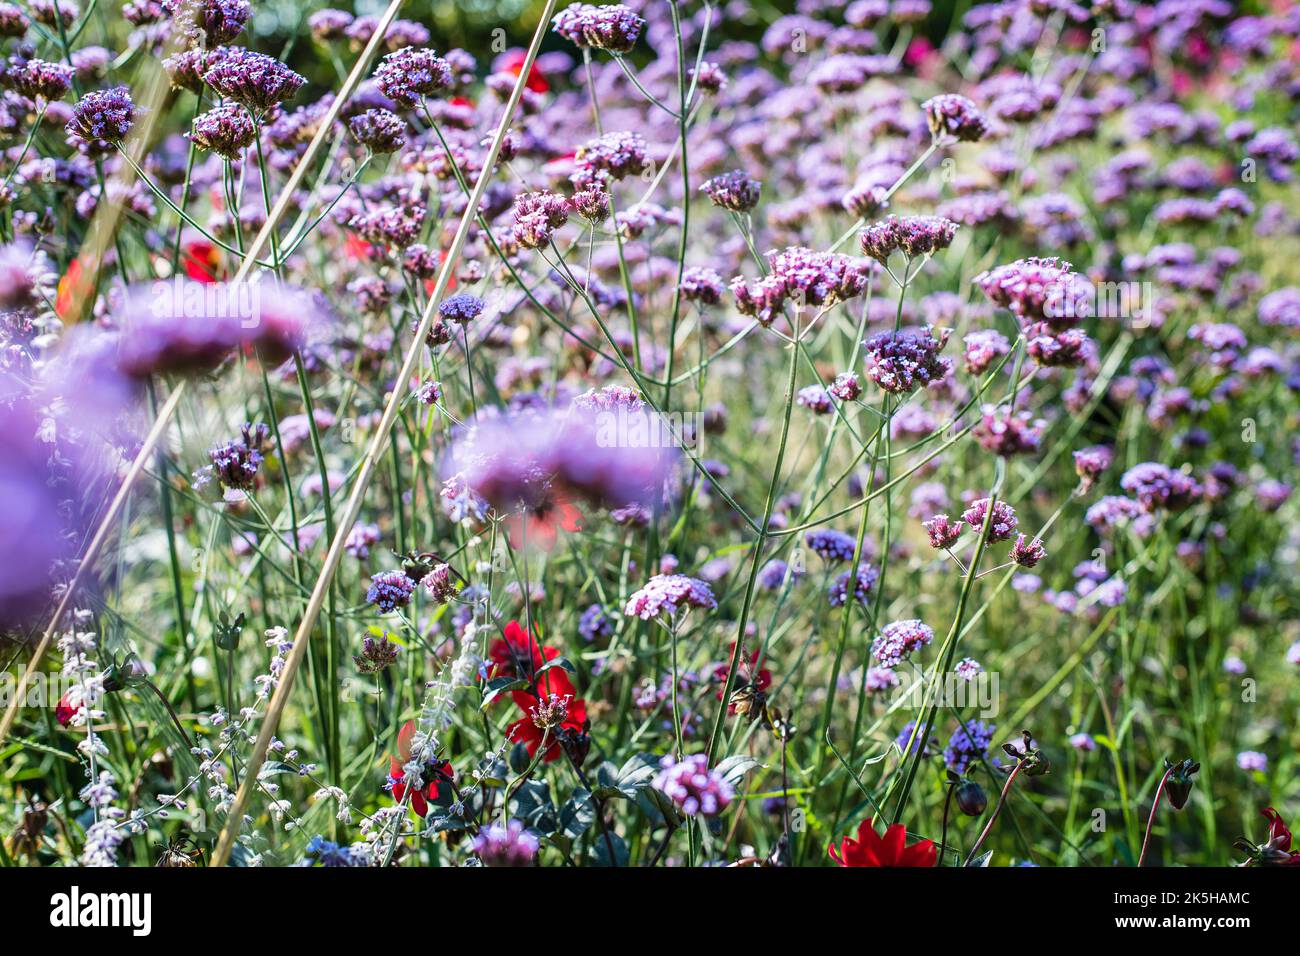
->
{"left": 954, "top": 779, "right": 987, "bottom": 816}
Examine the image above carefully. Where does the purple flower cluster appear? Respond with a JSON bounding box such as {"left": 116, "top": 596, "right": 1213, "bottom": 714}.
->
{"left": 578, "top": 604, "right": 613, "bottom": 643}
{"left": 202, "top": 48, "right": 306, "bottom": 113}
{"left": 701, "top": 170, "right": 762, "bottom": 212}
{"left": 651, "top": 754, "right": 733, "bottom": 817}
{"left": 348, "top": 108, "right": 407, "bottom": 154}
{"left": 827, "top": 562, "right": 879, "bottom": 607}
{"left": 441, "top": 407, "right": 676, "bottom": 518}
{"left": 944, "top": 720, "right": 994, "bottom": 774}
{"left": 962, "top": 329, "right": 1011, "bottom": 375}
{"left": 512, "top": 190, "right": 570, "bottom": 248}
{"left": 8, "top": 57, "right": 73, "bottom": 101}
{"left": 66, "top": 86, "right": 136, "bottom": 153}
{"left": 366, "top": 570, "right": 417, "bottom": 613}
{"left": 804, "top": 529, "right": 857, "bottom": 563}
{"left": 973, "top": 405, "right": 1043, "bottom": 457}
{"left": 961, "top": 498, "right": 1018, "bottom": 542}
{"left": 871, "top": 619, "right": 934, "bottom": 667}
{"left": 205, "top": 422, "right": 269, "bottom": 492}
{"left": 373, "top": 47, "right": 451, "bottom": 107}
{"left": 922, "top": 93, "right": 990, "bottom": 143}
{"left": 190, "top": 104, "right": 256, "bottom": 159}
{"left": 732, "top": 247, "right": 870, "bottom": 326}
{"left": 1120, "top": 462, "right": 1201, "bottom": 512}
{"left": 624, "top": 574, "right": 717, "bottom": 620}
{"left": 862, "top": 326, "right": 952, "bottom": 394}
{"left": 572, "top": 131, "right": 649, "bottom": 188}
{"left": 923, "top": 514, "right": 963, "bottom": 549}
{"left": 860, "top": 215, "right": 960, "bottom": 262}
{"left": 551, "top": 3, "right": 645, "bottom": 55}
{"left": 471, "top": 821, "right": 539, "bottom": 867}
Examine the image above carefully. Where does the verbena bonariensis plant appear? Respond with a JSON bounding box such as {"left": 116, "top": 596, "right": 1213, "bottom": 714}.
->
{"left": 0, "top": 0, "right": 1296, "bottom": 870}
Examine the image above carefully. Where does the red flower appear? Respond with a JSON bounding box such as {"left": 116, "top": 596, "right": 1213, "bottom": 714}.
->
{"left": 345, "top": 233, "right": 375, "bottom": 261}
{"left": 506, "top": 663, "right": 589, "bottom": 764}
{"left": 503, "top": 493, "right": 584, "bottom": 552}
{"left": 1259, "top": 807, "right": 1300, "bottom": 865}
{"left": 500, "top": 49, "right": 548, "bottom": 94}
{"left": 386, "top": 720, "right": 454, "bottom": 817}
{"left": 829, "top": 818, "right": 937, "bottom": 867}
{"left": 55, "top": 256, "right": 85, "bottom": 321}
{"left": 55, "top": 692, "right": 77, "bottom": 727}
{"left": 182, "top": 239, "right": 222, "bottom": 283}
{"left": 487, "top": 619, "right": 548, "bottom": 680}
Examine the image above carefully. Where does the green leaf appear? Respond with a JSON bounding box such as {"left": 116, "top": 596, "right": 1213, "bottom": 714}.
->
{"left": 715, "top": 754, "right": 761, "bottom": 787}
{"left": 480, "top": 676, "right": 528, "bottom": 711}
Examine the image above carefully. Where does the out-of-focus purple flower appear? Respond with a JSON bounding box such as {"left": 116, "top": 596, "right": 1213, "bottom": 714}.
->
{"left": 974, "top": 405, "right": 1042, "bottom": 457}
{"left": 828, "top": 561, "right": 878, "bottom": 607}
{"left": 9, "top": 58, "right": 73, "bottom": 101}
{"left": 308, "top": 8, "right": 353, "bottom": 41}
{"left": 1255, "top": 479, "right": 1292, "bottom": 512}
{"left": 804, "top": 529, "right": 857, "bottom": 563}
{"left": 624, "top": 574, "right": 716, "bottom": 620}
{"left": 865, "top": 666, "right": 899, "bottom": 693}
{"left": 440, "top": 406, "right": 677, "bottom": 520}
{"left": 1069, "top": 733, "right": 1096, "bottom": 752}
{"left": 955, "top": 658, "right": 982, "bottom": 681}
{"left": 1073, "top": 445, "right": 1113, "bottom": 491}
{"left": 572, "top": 131, "right": 649, "bottom": 188}
{"left": 1257, "top": 288, "right": 1300, "bottom": 328}
{"left": 1237, "top": 750, "right": 1268, "bottom": 774}
{"left": 109, "top": 280, "right": 323, "bottom": 379}
{"left": 652, "top": 754, "right": 733, "bottom": 817}
{"left": 895, "top": 720, "right": 936, "bottom": 757}
{"left": 0, "top": 405, "right": 79, "bottom": 631}
{"left": 578, "top": 603, "right": 613, "bottom": 643}
{"left": 1120, "top": 462, "right": 1201, "bottom": 512}
{"left": 962, "top": 329, "right": 1010, "bottom": 375}
{"left": 701, "top": 170, "right": 761, "bottom": 212}
{"left": 922, "top": 93, "right": 989, "bottom": 143}
{"left": 797, "top": 384, "right": 833, "bottom": 415}
{"left": 944, "top": 720, "right": 993, "bottom": 774}
{"left": 471, "top": 820, "right": 539, "bottom": 866}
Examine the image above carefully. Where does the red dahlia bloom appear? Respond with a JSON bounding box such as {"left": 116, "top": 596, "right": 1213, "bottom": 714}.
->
{"left": 829, "top": 818, "right": 937, "bottom": 867}
{"left": 506, "top": 664, "right": 589, "bottom": 763}
{"left": 487, "top": 619, "right": 548, "bottom": 680}
{"left": 386, "top": 720, "right": 454, "bottom": 817}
